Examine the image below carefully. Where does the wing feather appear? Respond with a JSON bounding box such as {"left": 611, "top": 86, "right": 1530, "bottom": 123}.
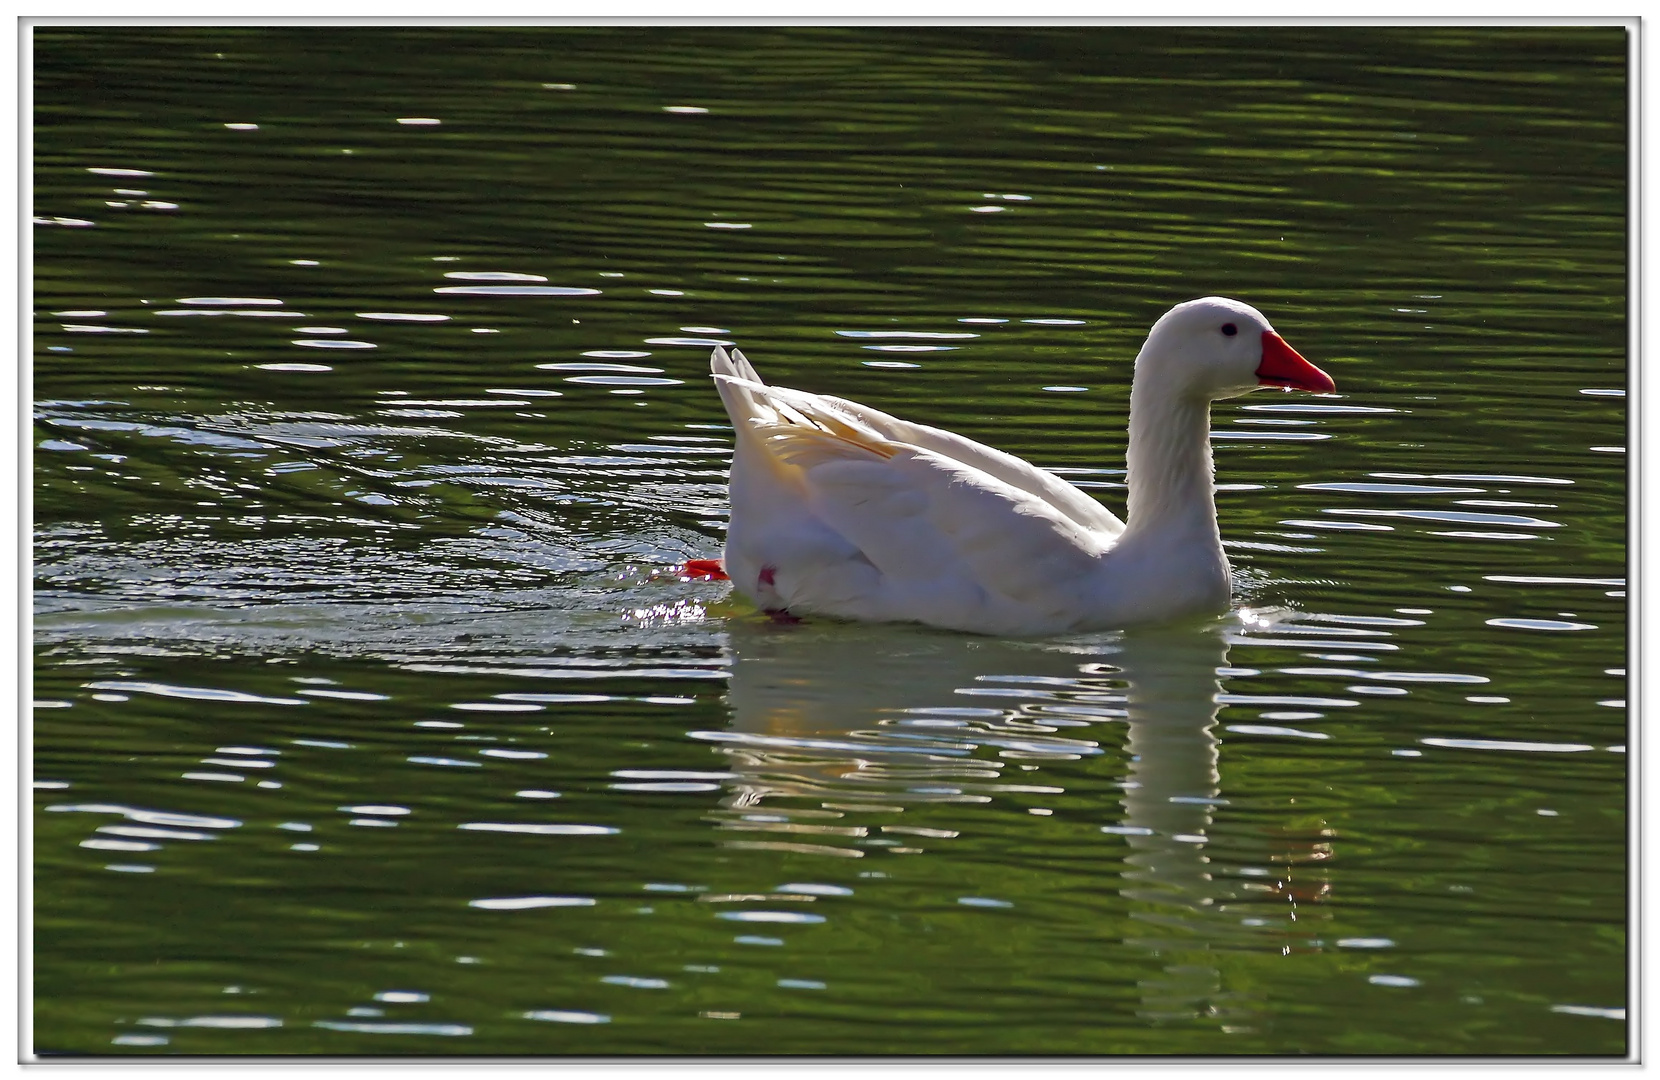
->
{"left": 711, "top": 355, "right": 1122, "bottom": 539}
{"left": 709, "top": 347, "right": 1121, "bottom": 626}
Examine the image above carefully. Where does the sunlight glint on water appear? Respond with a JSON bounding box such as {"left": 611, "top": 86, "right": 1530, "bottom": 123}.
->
{"left": 33, "top": 25, "right": 1625, "bottom": 1056}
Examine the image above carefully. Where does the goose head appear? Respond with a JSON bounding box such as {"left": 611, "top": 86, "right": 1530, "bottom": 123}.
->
{"left": 1136, "top": 296, "right": 1335, "bottom": 402}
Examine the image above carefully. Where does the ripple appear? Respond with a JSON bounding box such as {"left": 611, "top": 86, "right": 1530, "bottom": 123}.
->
{"left": 1328, "top": 507, "right": 1561, "bottom": 529}
{"left": 862, "top": 360, "right": 921, "bottom": 369}
{"left": 470, "top": 896, "right": 596, "bottom": 910}
{"left": 1418, "top": 472, "right": 1572, "bottom": 486}
{"left": 1301, "top": 482, "right": 1482, "bottom": 494}
{"left": 256, "top": 363, "right": 333, "bottom": 372}
{"left": 458, "top": 822, "right": 619, "bottom": 836}
{"left": 644, "top": 336, "right": 735, "bottom": 347}
{"left": 1217, "top": 694, "right": 1360, "bottom": 708}
{"left": 526, "top": 1010, "right": 609, "bottom": 1024}
{"left": 539, "top": 363, "right": 663, "bottom": 374}
{"left": 601, "top": 975, "right": 669, "bottom": 988}
{"left": 298, "top": 688, "right": 389, "bottom": 701}
{"left": 1485, "top": 618, "right": 1597, "bottom": 632}
{"left": 1281, "top": 518, "right": 1391, "bottom": 532}
{"left": 689, "top": 729, "right": 972, "bottom": 756}
{"left": 314, "top": 1020, "right": 471, "bottom": 1036}
{"left": 562, "top": 375, "right": 685, "bottom": 387}
{"left": 434, "top": 285, "right": 600, "bottom": 296}
{"left": 1243, "top": 402, "right": 1397, "bottom": 414}
{"left": 443, "top": 271, "right": 548, "bottom": 281}
{"left": 407, "top": 754, "right": 482, "bottom": 768}
{"left": 1551, "top": 1004, "right": 1625, "bottom": 1020}
{"left": 83, "top": 680, "right": 306, "bottom": 706}
{"left": 292, "top": 339, "right": 377, "bottom": 350}
{"left": 158, "top": 308, "right": 308, "bottom": 318}
{"left": 1337, "top": 937, "right": 1395, "bottom": 948}
{"left": 1225, "top": 724, "right": 1330, "bottom": 740}
{"left": 177, "top": 297, "right": 283, "bottom": 306}
{"left": 957, "top": 897, "right": 1014, "bottom": 908}
{"left": 777, "top": 883, "right": 852, "bottom": 896}
{"left": 495, "top": 693, "right": 614, "bottom": 704}
{"left": 1368, "top": 975, "right": 1421, "bottom": 988}
{"left": 1484, "top": 575, "right": 1623, "bottom": 586}
{"left": 777, "top": 979, "right": 827, "bottom": 990}
{"left": 835, "top": 330, "right": 977, "bottom": 340}
{"left": 1420, "top": 737, "right": 1594, "bottom": 753}
{"left": 139, "top": 1015, "right": 281, "bottom": 1029}
{"left": 1280, "top": 668, "right": 1489, "bottom": 685}
{"left": 356, "top": 312, "right": 450, "bottom": 322}
{"left": 82, "top": 838, "right": 159, "bottom": 851}
{"left": 715, "top": 910, "right": 826, "bottom": 924}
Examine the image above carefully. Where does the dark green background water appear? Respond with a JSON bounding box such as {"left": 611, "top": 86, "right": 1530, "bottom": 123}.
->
{"left": 32, "top": 25, "right": 1628, "bottom": 1056}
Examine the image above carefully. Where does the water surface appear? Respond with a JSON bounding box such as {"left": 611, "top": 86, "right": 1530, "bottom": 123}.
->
{"left": 33, "top": 25, "right": 1627, "bottom": 1056}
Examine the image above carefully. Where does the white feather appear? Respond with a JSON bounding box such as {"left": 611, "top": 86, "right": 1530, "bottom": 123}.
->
{"left": 703, "top": 298, "right": 1331, "bottom": 635}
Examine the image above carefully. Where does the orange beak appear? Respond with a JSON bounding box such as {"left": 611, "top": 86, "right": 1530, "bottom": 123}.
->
{"left": 1256, "top": 331, "right": 1335, "bottom": 394}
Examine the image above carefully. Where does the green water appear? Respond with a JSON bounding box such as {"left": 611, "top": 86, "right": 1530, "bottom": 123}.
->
{"left": 32, "top": 25, "right": 1628, "bottom": 1056}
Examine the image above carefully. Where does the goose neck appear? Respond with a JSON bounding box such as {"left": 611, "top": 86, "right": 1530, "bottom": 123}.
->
{"left": 1124, "top": 383, "right": 1217, "bottom": 536}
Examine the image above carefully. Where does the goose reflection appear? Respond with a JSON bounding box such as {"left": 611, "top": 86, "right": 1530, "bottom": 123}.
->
{"left": 707, "top": 619, "right": 1113, "bottom": 812}
{"left": 700, "top": 616, "right": 1290, "bottom": 1024}
{"left": 701, "top": 618, "right": 1234, "bottom": 883}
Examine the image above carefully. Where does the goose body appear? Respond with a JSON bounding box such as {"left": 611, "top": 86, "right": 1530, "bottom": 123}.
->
{"left": 701, "top": 297, "right": 1334, "bottom": 636}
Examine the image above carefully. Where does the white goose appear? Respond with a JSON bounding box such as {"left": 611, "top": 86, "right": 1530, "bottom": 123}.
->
{"left": 684, "top": 297, "right": 1335, "bottom": 636}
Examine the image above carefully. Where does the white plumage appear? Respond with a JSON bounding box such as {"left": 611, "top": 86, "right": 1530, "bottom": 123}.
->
{"left": 703, "top": 296, "right": 1334, "bottom": 636}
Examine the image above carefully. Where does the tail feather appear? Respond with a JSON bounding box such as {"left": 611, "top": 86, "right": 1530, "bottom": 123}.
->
{"left": 764, "top": 424, "right": 897, "bottom": 468}
{"left": 712, "top": 346, "right": 775, "bottom": 448}
{"left": 712, "top": 344, "right": 902, "bottom": 478}
{"left": 729, "top": 346, "right": 762, "bottom": 383}
{"left": 710, "top": 345, "right": 746, "bottom": 381}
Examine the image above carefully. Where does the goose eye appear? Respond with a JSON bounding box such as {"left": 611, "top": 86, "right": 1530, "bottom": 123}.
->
{"left": 1220, "top": 323, "right": 1238, "bottom": 337}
